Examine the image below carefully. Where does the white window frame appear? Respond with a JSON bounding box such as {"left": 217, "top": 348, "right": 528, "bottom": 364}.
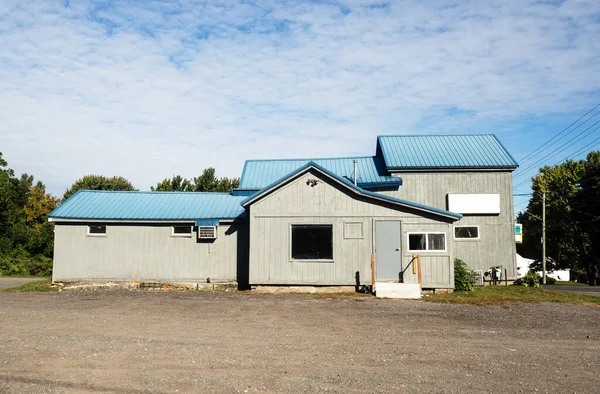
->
{"left": 406, "top": 232, "right": 447, "bottom": 252}
{"left": 453, "top": 225, "right": 480, "bottom": 241}
{"left": 171, "top": 225, "right": 193, "bottom": 238}
{"left": 87, "top": 225, "right": 107, "bottom": 237}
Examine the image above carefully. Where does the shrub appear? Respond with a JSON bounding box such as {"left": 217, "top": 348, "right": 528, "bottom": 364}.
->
{"left": 0, "top": 255, "right": 52, "bottom": 277}
{"left": 454, "top": 258, "right": 474, "bottom": 292}
{"left": 514, "top": 271, "right": 541, "bottom": 288}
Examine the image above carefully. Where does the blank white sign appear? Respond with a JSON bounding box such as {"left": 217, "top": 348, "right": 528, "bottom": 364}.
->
{"left": 447, "top": 194, "right": 501, "bottom": 214}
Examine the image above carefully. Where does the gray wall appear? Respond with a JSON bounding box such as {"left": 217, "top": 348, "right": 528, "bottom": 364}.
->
{"left": 248, "top": 169, "right": 456, "bottom": 288}
{"left": 52, "top": 222, "right": 246, "bottom": 283}
{"left": 379, "top": 171, "right": 517, "bottom": 278}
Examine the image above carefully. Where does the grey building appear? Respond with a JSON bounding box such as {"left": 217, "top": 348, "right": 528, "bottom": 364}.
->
{"left": 49, "top": 134, "right": 518, "bottom": 291}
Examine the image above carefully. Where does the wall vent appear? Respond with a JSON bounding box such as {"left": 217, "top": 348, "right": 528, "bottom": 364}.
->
{"left": 198, "top": 226, "right": 217, "bottom": 239}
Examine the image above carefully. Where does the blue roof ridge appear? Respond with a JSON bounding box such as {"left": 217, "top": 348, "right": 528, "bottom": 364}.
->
{"left": 242, "top": 162, "right": 461, "bottom": 220}
{"left": 491, "top": 134, "right": 520, "bottom": 167}
{"left": 377, "top": 133, "right": 498, "bottom": 138}
{"left": 73, "top": 190, "right": 234, "bottom": 195}
{"left": 243, "top": 155, "right": 376, "bottom": 163}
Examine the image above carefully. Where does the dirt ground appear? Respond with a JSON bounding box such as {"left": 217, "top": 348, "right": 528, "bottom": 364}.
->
{"left": 1, "top": 290, "right": 599, "bottom": 393}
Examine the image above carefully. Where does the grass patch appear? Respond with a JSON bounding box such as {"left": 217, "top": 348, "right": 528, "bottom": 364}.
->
{"left": 425, "top": 286, "right": 600, "bottom": 307}
{"left": 553, "top": 281, "right": 588, "bottom": 286}
{"left": 1, "top": 278, "right": 58, "bottom": 292}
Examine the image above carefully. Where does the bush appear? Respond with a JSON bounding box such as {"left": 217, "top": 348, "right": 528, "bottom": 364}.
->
{"left": 514, "top": 271, "right": 541, "bottom": 288}
{"left": 0, "top": 255, "right": 52, "bottom": 277}
{"left": 454, "top": 258, "right": 474, "bottom": 292}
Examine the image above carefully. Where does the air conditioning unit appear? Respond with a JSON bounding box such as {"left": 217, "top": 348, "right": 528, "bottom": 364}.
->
{"left": 198, "top": 226, "right": 217, "bottom": 240}
{"left": 470, "top": 270, "right": 484, "bottom": 286}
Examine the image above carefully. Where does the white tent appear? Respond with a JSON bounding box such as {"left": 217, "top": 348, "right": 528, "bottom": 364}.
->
{"left": 516, "top": 254, "right": 571, "bottom": 281}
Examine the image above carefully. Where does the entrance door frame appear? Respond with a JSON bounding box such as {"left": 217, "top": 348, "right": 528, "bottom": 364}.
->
{"left": 374, "top": 219, "right": 403, "bottom": 282}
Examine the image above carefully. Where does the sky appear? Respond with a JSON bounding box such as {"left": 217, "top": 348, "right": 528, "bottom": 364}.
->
{"left": 1, "top": 0, "right": 599, "bottom": 207}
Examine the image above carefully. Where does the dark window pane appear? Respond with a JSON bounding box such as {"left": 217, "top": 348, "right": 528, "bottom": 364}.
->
{"left": 173, "top": 226, "right": 192, "bottom": 234}
{"left": 409, "top": 233, "right": 426, "bottom": 250}
{"left": 455, "top": 227, "right": 478, "bottom": 239}
{"left": 292, "top": 225, "right": 333, "bottom": 260}
{"left": 89, "top": 225, "right": 106, "bottom": 234}
{"left": 428, "top": 233, "right": 445, "bottom": 250}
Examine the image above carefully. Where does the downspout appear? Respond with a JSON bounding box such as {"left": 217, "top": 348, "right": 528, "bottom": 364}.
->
{"left": 353, "top": 160, "right": 358, "bottom": 186}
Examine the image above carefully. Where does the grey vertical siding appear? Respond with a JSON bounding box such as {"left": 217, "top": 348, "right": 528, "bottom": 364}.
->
{"left": 248, "top": 169, "right": 455, "bottom": 288}
{"left": 380, "top": 171, "right": 517, "bottom": 278}
{"left": 52, "top": 222, "right": 244, "bottom": 283}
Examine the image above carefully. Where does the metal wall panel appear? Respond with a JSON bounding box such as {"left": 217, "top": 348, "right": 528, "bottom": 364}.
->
{"left": 52, "top": 222, "right": 245, "bottom": 283}
{"left": 379, "top": 171, "right": 517, "bottom": 278}
{"left": 248, "top": 169, "right": 454, "bottom": 287}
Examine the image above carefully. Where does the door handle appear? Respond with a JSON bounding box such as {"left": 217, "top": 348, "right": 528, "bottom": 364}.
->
{"left": 394, "top": 248, "right": 400, "bottom": 251}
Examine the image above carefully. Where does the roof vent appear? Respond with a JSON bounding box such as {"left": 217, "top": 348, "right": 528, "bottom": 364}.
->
{"left": 198, "top": 226, "right": 217, "bottom": 240}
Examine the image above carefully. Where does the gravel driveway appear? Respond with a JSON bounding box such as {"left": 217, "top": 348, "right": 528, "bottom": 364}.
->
{"left": 1, "top": 289, "right": 599, "bottom": 393}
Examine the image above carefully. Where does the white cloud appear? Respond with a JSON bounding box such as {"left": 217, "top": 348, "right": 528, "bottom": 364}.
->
{"left": 0, "top": 0, "right": 599, "bottom": 196}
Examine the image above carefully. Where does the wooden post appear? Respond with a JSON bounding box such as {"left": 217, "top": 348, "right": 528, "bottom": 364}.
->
{"left": 417, "top": 254, "right": 422, "bottom": 290}
{"left": 412, "top": 254, "right": 417, "bottom": 275}
{"left": 505, "top": 268, "right": 508, "bottom": 286}
{"left": 371, "top": 254, "right": 375, "bottom": 287}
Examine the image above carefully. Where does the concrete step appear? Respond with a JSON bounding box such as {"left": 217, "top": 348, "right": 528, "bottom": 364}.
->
{"left": 375, "top": 282, "right": 421, "bottom": 299}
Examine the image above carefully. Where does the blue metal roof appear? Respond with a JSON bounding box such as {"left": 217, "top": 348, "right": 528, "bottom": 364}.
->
{"left": 242, "top": 162, "right": 462, "bottom": 220}
{"left": 49, "top": 191, "right": 246, "bottom": 221}
{"left": 239, "top": 156, "right": 402, "bottom": 190}
{"left": 195, "top": 219, "right": 220, "bottom": 226}
{"left": 377, "top": 134, "right": 518, "bottom": 170}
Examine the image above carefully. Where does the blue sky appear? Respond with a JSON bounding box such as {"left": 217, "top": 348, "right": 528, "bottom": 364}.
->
{"left": 1, "top": 0, "right": 599, "bottom": 211}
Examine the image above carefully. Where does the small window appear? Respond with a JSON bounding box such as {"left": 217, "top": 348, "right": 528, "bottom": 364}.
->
{"left": 88, "top": 225, "right": 106, "bottom": 236}
{"left": 172, "top": 225, "right": 192, "bottom": 237}
{"left": 291, "top": 225, "right": 333, "bottom": 260}
{"left": 454, "top": 226, "right": 479, "bottom": 239}
{"left": 407, "top": 233, "right": 446, "bottom": 251}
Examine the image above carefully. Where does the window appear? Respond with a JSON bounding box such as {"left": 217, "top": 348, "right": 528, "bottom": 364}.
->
{"left": 454, "top": 226, "right": 479, "bottom": 240}
{"left": 407, "top": 232, "right": 446, "bottom": 251}
{"left": 87, "top": 225, "right": 106, "bottom": 236}
{"left": 291, "top": 225, "right": 333, "bottom": 260}
{"left": 172, "top": 225, "right": 192, "bottom": 237}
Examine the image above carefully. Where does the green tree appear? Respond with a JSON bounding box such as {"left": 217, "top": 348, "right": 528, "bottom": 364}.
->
{"left": 63, "top": 175, "right": 136, "bottom": 200}
{"left": 151, "top": 175, "right": 193, "bottom": 192}
{"left": 517, "top": 153, "right": 600, "bottom": 284}
{"left": 0, "top": 153, "right": 56, "bottom": 276}
{"left": 192, "top": 168, "right": 239, "bottom": 192}
{"left": 151, "top": 169, "right": 240, "bottom": 193}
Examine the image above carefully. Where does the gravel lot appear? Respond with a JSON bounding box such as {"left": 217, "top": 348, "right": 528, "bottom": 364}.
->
{"left": 1, "top": 289, "right": 599, "bottom": 393}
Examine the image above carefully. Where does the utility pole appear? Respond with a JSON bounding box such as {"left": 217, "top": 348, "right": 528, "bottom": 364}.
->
{"left": 542, "top": 192, "right": 546, "bottom": 285}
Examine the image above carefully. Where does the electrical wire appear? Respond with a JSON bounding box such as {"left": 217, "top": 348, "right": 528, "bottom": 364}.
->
{"left": 515, "top": 104, "right": 600, "bottom": 167}
{"left": 513, "top": 120, "right": 600, "bottom": 180}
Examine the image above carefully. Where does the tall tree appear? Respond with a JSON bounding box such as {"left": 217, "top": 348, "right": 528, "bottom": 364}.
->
{"left": 151, "top": 168, "right": 240, "bottom": 193}
{"left": 63, "top": 175, "right": 136, "bottom": 200}
{"left": 151, "top": 175, "right": 193, "bottom": 192}
{"left": 517, "top": 153, "right": 600, "bottom": 284}
{"left": 0, "top": 152, "right": 57, "bottom": 273}
{"left": 192, "top": 168, "right": 239, "bottom": 192}
{"left": 24, "top": 184, "right": 60, "bottom": 231}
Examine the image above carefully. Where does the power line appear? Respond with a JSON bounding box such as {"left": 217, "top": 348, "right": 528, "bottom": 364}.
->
{"left": 513, "top": 124, "right": 600, "bottom": 189}
{"left": 513, "top": 120, "right": 600, "bottom": 180}
{"left": 515, "top": 104, "right": 600, "bottom": 167}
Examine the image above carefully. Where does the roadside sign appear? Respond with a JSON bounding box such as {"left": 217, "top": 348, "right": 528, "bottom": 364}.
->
{"left": 515, "top": 223, "right": 523, "bottom": 243}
